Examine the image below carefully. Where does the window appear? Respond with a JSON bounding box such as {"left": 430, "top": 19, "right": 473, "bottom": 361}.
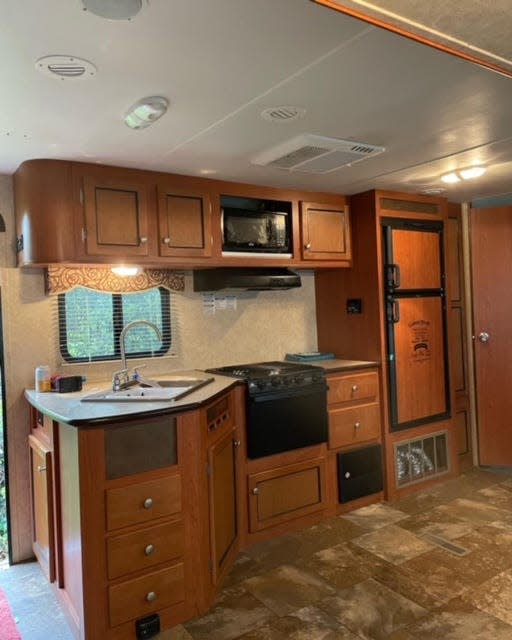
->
{"left": 58, "top": 287, "right": 171, "bottom": 363}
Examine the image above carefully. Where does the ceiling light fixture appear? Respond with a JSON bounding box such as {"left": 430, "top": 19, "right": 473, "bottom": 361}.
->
{"left": 81, "top": 0, "right": 143, "bottom": 20}
{"left": 441, "top": 166, "right": 486, "bottom": 184}
{"left": 111, "top": 265, "right": 142, "bottom": 277}
{"left": 124, "top": 96, "right": 169, "bottom": 130}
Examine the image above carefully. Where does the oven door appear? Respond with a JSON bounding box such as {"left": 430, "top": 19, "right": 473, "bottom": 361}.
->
{"left": 246, "top": 383, "right": 328, "bottom": 459}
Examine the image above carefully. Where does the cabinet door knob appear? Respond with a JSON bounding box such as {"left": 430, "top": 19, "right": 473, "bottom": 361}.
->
{"left": 162, "top": 237, "right": 171, "bottom": 245}
{"left": 304, "top": 242, "right": 312, "bottom": 250}
{"left": 351, "top": 385, "right": 358, "bottom": 392}
{"left": 139, "top": 236, "right": 148, "bottom": 244}
{"left": 233, "top": 440, "right": 241, "bottom": 447}
{"left": 251, "top": 487, "right": 259, "bottom": 495}
{"left": 146, "top": 591, "right": 157, "bottom": 603}
{"left": 143, "top": 497, "right": 154, "bottom": 509}
{"left": 354, "top": 421, "right": 361, "bottom": 429}
{"left": 144, "top": 544, "right": 155, "bottom": 556}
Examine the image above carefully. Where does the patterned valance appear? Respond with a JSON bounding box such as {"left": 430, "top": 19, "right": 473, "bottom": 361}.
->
{"left": 45, "top": 266, "right": 185, "bottom": 295}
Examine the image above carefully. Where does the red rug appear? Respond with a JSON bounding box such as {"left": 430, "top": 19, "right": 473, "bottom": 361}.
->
{"left": 0, "top": 587, "right": 21, "bottom": 640}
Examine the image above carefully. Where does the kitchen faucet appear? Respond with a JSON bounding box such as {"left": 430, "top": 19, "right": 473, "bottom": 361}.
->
{"left": 112, "top": 320, "right": 162, "bottom": 391}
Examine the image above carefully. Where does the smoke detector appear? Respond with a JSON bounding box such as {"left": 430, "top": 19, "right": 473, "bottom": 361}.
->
{"left": 35, "top": 55, "right": 97, "bottom": 80}
{"left": 252, "top": 134, "right": 385, "bottom": 174}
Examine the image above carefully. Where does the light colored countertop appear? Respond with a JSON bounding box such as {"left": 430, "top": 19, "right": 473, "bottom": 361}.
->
{"left": 25, "top": 371, "right": 238, "bottom": 427}
{"left": 25, "top": 359, "right": 379, "bottom": 427}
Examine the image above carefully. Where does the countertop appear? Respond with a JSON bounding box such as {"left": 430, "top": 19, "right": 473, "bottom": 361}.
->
{"left": 25, "top": 359, "right": 379, "bottom": 426}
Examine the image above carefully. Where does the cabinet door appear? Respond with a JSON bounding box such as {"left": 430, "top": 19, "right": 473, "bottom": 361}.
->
{"left": 82, "top": 175, "right": 152, "bottom": 256}
{"left": 208, "top": 428, "right": 238, "bottom": 584}
{"left": 300, "top": 202, "right": 351, "bottom": 261}
{"left": 29, "top": 435, "right": 55, "bottom": 582}
{"left": 157, "top": 184, "right": 212, "bottom": 257}
{"left": 248, "top": 457, "right": 326, "bottom": 532}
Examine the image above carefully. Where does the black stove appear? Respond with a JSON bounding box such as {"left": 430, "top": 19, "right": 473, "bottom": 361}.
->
{"left": 206, "top": 360, "right": 325, "bottom": 395}
{"left": 207, "top": 360, "right": 328, "bottom": 458}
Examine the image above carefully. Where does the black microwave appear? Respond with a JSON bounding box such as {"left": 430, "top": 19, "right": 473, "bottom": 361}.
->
{"left": 221, "top": 197, "right": 292, "bottom": 255}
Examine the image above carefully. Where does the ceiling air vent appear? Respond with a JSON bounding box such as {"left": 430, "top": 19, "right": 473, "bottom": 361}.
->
{"left": 252, "top": 134, "right": 385, "bottom": 174}
{"left": 35, "top": 55, "right": 97, "bottom": 80}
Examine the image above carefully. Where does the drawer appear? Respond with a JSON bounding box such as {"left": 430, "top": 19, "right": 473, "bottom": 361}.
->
{"left": 328, "top": 371, "right": 379, "bottom": 405}
{"left": 107, "top": 519, "right": 184, "bottom": 579}
{"left": 108, "top": 562, "right": 185, "bottom": 627}
{"left": 106, "top": 475, "right": 181, "bottom": 531}
{"left": 329, "top": 402, "right": 381, "bottom": 449}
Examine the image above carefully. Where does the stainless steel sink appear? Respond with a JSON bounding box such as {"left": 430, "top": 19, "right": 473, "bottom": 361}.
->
{"left": 81, "top": 376, "right": 214, "bottom": 403}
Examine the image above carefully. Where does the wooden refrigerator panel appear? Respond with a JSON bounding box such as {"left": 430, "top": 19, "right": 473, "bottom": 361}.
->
{"left": 390, "top": 296, "right": 448, "bottom": 428}
{"left": 390, "top": 228, "right": 442, "bottom": 290}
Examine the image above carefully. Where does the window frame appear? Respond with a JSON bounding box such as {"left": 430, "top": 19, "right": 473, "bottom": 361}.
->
{"left": 58, "top": 287, "right": 172, "bottom": 364}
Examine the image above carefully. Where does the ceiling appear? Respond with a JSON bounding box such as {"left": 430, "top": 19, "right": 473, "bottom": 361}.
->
{"left": 2, "top": 0, "right": 512, "bottom": 203}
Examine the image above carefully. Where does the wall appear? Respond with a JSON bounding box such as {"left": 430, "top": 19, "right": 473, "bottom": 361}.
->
{"left": 0, "top": 174, "right": 319, "bottom": 560}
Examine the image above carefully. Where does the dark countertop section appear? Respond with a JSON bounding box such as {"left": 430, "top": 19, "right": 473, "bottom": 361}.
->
{"left": 25, "top": 360, "right": 379, "bottom": 426}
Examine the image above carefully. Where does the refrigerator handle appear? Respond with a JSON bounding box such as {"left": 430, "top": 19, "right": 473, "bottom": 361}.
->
{"left": 387, "top": 298, "right": 400, "bottom": 324}
{"left": 385, "top": 263, "right": 401, "bottom": 290}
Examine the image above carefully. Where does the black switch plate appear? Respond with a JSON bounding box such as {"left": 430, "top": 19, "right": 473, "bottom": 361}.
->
{"left": 346, "top": 298, "right": 362, "bottom": 314}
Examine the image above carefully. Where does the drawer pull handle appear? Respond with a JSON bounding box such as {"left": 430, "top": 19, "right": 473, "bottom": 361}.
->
{"left": 37, "top": 465, "right": 47, "bottom": 473}
{"left": 143, "top": 498, "right": 154, "bottom": 509}
{"left": 354, "top": 421, "right": 361, "bottom": 429}
{"left": 146, "top": 591, "right": 157, "bottom": 603}
{"left": 144, "top": 544, "right": 155, "bottom": 556}
{"left": 352, "top": 385, "right": 358, "bottom": 392}
{"left": 252, "top": 487, "right": 259, "bottom": 495}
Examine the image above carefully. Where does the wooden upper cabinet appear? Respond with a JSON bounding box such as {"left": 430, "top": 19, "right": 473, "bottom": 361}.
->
{"left": 157, "top": 184, "right": 212, "bottom": 257}
{"left": 81, "top": 174, "right": 153, "bottom": 257}
{"left": 300, "top": 201, "right": 351, "bottom": 261}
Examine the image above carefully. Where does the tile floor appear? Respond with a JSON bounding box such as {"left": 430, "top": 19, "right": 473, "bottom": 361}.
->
{"left": 3, "top": 467, "right": 512, "bottom": 639}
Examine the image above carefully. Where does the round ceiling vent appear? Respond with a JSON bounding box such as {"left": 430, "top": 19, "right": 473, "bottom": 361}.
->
{"left": 261, "top": 106, "right": 306, "bottom": 123}
{"left": 35, "top": 55, "right": 97, "bottom": 80}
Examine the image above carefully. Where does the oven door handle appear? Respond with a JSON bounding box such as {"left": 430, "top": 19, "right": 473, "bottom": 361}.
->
{"left": 248, "top": 382, "right": 328, "bottom": 403}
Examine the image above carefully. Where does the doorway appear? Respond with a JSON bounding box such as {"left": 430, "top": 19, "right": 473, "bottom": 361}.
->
{"left": 470, "top": 204, "right": 512, "bottom": 466}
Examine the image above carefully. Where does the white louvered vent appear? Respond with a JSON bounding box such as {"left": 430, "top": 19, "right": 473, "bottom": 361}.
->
{"left": 35, "top": 55, "right": 97, "bottom": 80}
{"left": 252, "top": 134, "right": 385, "bottom": 174}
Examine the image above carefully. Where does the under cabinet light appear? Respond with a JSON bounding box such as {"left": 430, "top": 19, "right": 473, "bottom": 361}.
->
{"left": 111, "top": 265, "right": 142, "bottom": 277}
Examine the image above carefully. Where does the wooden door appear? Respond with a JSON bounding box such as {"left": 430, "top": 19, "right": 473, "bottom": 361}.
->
{"left": 29, "top": 435, "right": 55, "bottom": 582}
{"left": 382, "top": 219, "right": 443, "bottom": 290}
{"left": 471, "top": 206, "right": 512, "bottom": 466}
{"left": 388, "top": 295, "right": 449, "bottom": 429}
{"left": 157, "top": 184, "right": 212, "bottom": 257}
{"left": 82, "top": 176, "right": 151, "bottom": 256}
{"left": 208, "top": 428, "right": 238, "bottom": 584}
{"left": 300, "top": 202, "right": 351, "bottom": 261}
